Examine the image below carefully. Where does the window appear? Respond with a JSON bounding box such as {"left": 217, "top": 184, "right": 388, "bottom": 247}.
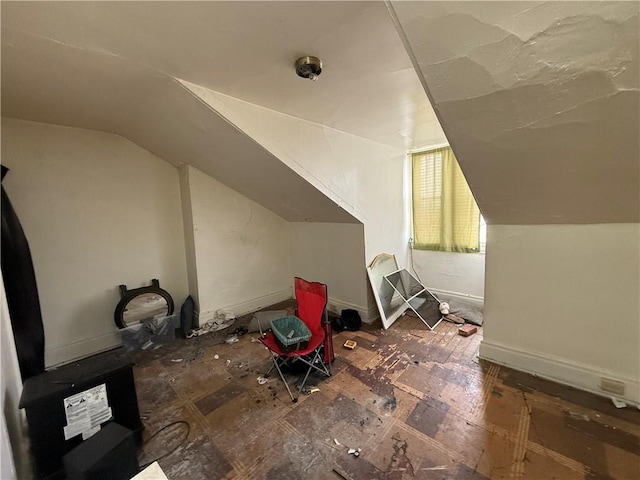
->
{"left": 411, "top": 146, "right": 481, "bottom": 253}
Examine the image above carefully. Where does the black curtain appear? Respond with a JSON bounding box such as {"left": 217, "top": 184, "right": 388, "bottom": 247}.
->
{"left": 1, "top": 165, "right": 45, "bottom": 380}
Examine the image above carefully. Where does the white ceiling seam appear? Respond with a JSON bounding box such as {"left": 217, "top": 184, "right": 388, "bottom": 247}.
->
{"left": 179, "top": 80, "right": 363, "bottom": 218}
{"left": 4, "top": 27, "right": 130, "bottom": 64}
{"left": 180, "top": 79, "right": 408, "bottom": 154}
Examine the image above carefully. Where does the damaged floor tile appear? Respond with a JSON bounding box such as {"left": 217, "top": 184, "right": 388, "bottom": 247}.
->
{"left": 132, "top": 304, "right": 640, "bottom": 479}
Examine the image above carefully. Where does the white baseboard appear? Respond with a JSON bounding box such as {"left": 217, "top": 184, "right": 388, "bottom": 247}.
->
{"left": 479, "top": 340, "right": 640, "bottom": 405}
{"left": 365, "top": 302, "right": 381, "bottom": 324}
{"left": 327, "top": 297, "right": 370, "bottom": 324}
{"left": 45, "top": 330, "right": 122, "bottom": 368}
{"left": 197, "top": 287, "right": 293, "bottom": 325}
{"left": 46, "top": 289, "right": 295, "bottom": 365}
{"left": 428, "top": 288, "right": 484, "bottom": 309}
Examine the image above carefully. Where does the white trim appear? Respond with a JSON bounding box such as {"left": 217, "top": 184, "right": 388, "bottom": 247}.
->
{"left": 197, "top": 287, "right": 293, "bottom": 325}
{"left": 327, "top": 298, "right": 370, "bottom": 324}
{"left": 428, "top": 288, "right": 484, "bottom": 309}
{"left": 479, "top": 340, "right": 640, "bottom": 405}
{"left": 45, "top": 331, "right": 121, "bottom": 368}
{"left": 46, "top": 289, "right": 295, "bottom": 365}
{"left": 407, "top": 143, "right": 450, "bottom": 155}
{"left": 366, "top": 302, "right": 381, "bottom": 324}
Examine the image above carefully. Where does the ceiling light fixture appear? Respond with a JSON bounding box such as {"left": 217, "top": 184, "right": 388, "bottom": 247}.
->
{"left": 295, "top": 56, "right": 322, "bottom": 81}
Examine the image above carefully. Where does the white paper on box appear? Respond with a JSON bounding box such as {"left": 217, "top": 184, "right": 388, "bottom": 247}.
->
{"left": 81, "top": 425, "right": 101, "bottom": 441}
{"left": 63, "top": 383, "right": 113, "bottom": 440}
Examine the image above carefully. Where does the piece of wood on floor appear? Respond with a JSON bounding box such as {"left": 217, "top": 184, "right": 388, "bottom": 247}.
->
{"left": 458, "top": 325, "right": 477, "bottom": 337}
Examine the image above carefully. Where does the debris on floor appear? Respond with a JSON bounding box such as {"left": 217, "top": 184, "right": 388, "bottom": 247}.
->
{"left": 343, "top": 339, "right": 357, "bottom": 350}
{"left": 458, "top": 324, "right": 477, "bottom": 337}
{"left": 334, "top": 438, "right": 361, "bottom": 457}
{"left": 383, "top": 396, "right": 397, "bottom": 411}
{"left": 132, "top": 461, "right": 168, "bottom": 480}
{"left": 439, "top": 302, "right": 450, "bottom": 314}
{"left": 612, "top": 397, "right": 627, "bottom": 409}
{"left": 232, "top": 326, "right": 248, "bottom": 336}
{"left": 187, "top": 316, "right": 236, "bottom": 338}
{"left": 131, "top": 300, "right": 639, "bottom": 480}
{"left": 443, "top": 313, "right": 465, "bottom": 324}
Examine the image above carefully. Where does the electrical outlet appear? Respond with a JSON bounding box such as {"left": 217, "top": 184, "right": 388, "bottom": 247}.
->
{"left": 600, "top": 377, "right": 625, "bottom": 396}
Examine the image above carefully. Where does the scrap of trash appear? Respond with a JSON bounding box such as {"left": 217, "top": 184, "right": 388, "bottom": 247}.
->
{"left": 187, "top": 319, "right": 234, "bottom": 338}
{"left": 333, "top": 439, "right": 361, "bottom": 457}
{"left": 186, "top": 310, "right": 246, "bottom": 339}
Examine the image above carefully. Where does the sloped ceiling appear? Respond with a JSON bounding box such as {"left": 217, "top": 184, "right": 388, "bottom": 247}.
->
{"left": 2, "top": 28, "right": 357, "bottom": 223}
{"left": 1, "top": 1, "right": 449, "bottom": 224}
{"left": 389, "top": 1, "right": 639, "bottom": 224}
{"left": 3, "top": 1, "right": 637, "bottom": 226}
{"left": 1, "top": 1, "right": 444, "bottom": 149}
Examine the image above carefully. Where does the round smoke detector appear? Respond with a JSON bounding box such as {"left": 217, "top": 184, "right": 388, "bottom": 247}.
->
{"left": 295, "top": 56, "right": 322, "bottom": 81}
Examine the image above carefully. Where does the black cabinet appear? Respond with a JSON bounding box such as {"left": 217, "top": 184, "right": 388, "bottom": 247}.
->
{"left": 19, "top": 348, "right": 143, "bottom": 479}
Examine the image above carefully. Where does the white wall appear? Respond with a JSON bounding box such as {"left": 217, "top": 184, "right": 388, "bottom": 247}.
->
{"left": 480, "top": 223, "right": 640, "bottom": 403}
{"left": 182, "top": 86, "right": 408, "bottom": 318}
{"left": 184, "top": 166, "right": 293, "bottom": 322}
{"left": 1, "top": 275, "right": 27, "bottom": 480}
{"left": 179, "top": 165, "right": 200, "bottom": 305}
{"left": 290, "top": 223, "right": 368, "bottom": 316}
{"left": 410, "top": 249, "right": 485, "bottom": 305}
{"left": 1, "top": 119, "right": 189, "bottom": 366}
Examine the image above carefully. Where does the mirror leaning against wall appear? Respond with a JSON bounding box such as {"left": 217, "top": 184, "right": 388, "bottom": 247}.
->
{"left": 114, "top": 279, "right": 174, "bottom": 329}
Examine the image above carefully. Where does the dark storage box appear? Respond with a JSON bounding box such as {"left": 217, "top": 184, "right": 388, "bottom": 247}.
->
{"left": 19, "top": 348, "right": 143, "bottom": 479}
{"left": 63, "top": 422, "right": 138, "bottom": 480}
{"left": 270, "top": 316, "right": 311, "bottom": 352}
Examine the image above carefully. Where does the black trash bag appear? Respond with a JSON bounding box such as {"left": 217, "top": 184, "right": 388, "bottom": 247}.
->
{"left": 180, "top": 296, "right": 196, "bottom": 338}
{"left": 341, "top": 309, "right": 361, "bottom": 331}
{"left": 330, "top": 314, "right": 345, "bottom": 332}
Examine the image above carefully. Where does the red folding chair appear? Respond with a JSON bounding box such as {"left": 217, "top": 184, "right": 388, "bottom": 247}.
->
{"left": 260, "top": 277, "right": 332, "bottom": 402}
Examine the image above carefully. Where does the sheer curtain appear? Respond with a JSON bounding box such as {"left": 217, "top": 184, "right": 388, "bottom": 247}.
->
{"left": 412, "top": 147, "right": 480, "bottom": 252}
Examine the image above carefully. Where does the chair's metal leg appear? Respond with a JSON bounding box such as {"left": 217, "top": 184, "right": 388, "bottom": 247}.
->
{"left": 297, "top": 349, "right": 331, "bottom": 393}
{"left": 270, "top": 354, "right": 297, "bottom": 402}
{"left": 299, "top": 362, "right": 314, "bottom": 393}
{"left": 265, "top": 360, "right": 276, "bottom": 376}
